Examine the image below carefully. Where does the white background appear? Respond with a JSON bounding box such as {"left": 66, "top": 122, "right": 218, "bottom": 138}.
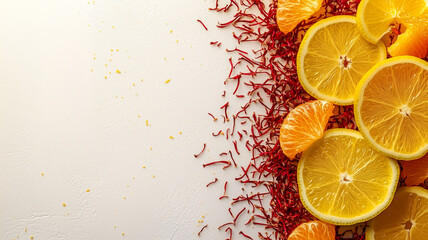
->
{"left": 0, "top": 0, "right": 267, "bottom": 239}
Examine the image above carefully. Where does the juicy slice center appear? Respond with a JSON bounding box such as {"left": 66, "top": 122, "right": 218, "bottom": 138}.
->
{"left": 339, "top": 55, "right": 352, "bottom": 69}
{"left": 399, "top": 105, "right": 411, "bottom": 117}
{"left": 403, "top": 220, "right": 413, "bottom": 230}
{"left": 339, "top": 172, "right": 353, "bottom": 183}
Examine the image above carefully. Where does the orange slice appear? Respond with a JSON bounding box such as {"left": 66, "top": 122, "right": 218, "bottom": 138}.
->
{"left": 366, "top": 186, "right": 428, "bottom": 240}
{"left": 279, "top": 100, "right": 334, "bottom": 159}
{"left": 288, "top": 220, "right": 336, "bottom": 240}
{"left": 276, "top": 0, "right": 323, "bottom": 34}
{"left": 400, "top": 154, "right": 428, "bottom": 186}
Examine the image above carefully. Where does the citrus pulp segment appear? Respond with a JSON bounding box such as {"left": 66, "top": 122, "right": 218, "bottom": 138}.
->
{"left": 288, "top": 220, "right": 336, "bottom": 240}
{"left": 366, "top": 186, "right": 428, "bottom": 240}
{"left": 279, "top": 100, "right": 334, "bottom": 159}
{"left": 356, "top": 0, "right": 427, "bottom": 44}
{"left": 276, "top": 0, "right": 323, "bottom": 35}
{"left": 355, "top": 56, "right": 428, "bottom": 160}
{"left": 297, "top": 16, "right": 386, "bottom": 105}
{"left": 298, "top": 129, "right": 400, "bottom": 225}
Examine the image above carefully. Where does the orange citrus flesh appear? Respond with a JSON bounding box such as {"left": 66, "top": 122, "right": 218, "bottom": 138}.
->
{"left": 389, "top": 9, "right": 428, "bottom": 58}
{"left": 400, "top": 154, "right": 428, "bottom": 186}
{"left": 366, "top": 186, "right": 428, "bottom": 240}
{"left": 288, "top": 220, "right": 336, "bottom": 240}
{"left": 276, "top": 0, "right": 323, "bottom": 34}
{"left": 279, "top": 100, "right": 334, "bottom": 159}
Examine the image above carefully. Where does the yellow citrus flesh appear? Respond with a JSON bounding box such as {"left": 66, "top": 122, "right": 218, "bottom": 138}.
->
{"left": 355, "top": 56, "right": 428, "bottom": 160}
{"left": 297, "top": 16, "right": 386, "bottom": 105}
{"left": 356, "top": 0, "right": 427, "bottom": 43}
{"left": 366, "top": 186, "right": 428, "bottom": 240}
{"left": 276, "top": 0, "right": 323, "bottom": 35}
{"left": 298, "top": 129, "right": 400, "bottom": 225}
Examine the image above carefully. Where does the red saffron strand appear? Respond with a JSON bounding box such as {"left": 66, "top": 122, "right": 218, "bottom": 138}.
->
{"left": 197, "top": 19, "right": 208, "bottom": 31}
{"left": 194, "top": 143, "right": 207, "bottom": 158}
{"left": 206, "top": 178, "right": 218, "bottom": 187}
{"left": 198, "top": 224, "right": 208, "bottom": 236}
{"left": 239, "top": 231, "right": 254, "bottom": 240}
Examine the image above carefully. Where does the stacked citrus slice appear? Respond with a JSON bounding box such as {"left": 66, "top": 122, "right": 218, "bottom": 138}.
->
{"left": 277, "top": 0, "right": 324, "bottom": 34}
{"left": 297, "top": 129, "right": 400, "bottom": 225}
{"left": 297, "top": 16, "right": 386, "bottom": 105}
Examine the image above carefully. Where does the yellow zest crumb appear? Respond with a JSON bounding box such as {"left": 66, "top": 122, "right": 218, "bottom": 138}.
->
{"left": 114, "top": 226, "right": 117, "bottom": 229}
{"left": 93, "top": 57, "right": 96, "bottom": 60}
{"left": 133, "top": 177, "right": 135, "bottom": 180}
{"left": 142, "top": 165, "right": 146, "bottom": 169}
{"left": 105, "top": 64, "right": 108, "bottom": 67}
{"left": 90, "top": 69, "right": 94, "bottom": 72}
{"left": 25, "top": 228, "right": 27, "bottom": 232}
{"left": 146, "top": 120, "right": 149, "bottom": 126}
{"left": 121, "top": 96, "right": 124, "bottom": 99}
{"left": 109, "top": 59, "right": 112, "bottom": 62}
{"left": 62, "top": 203, "right": 66, "bottom": 207}
{"left": 111, "top": 49, "right": 114, "bottom": 52}
{"left": 123, "top": 196, "right": 126, "bottom": 199}
{"left": 86, "top": 189, "right": 90, "bottom": 192}
{"left": 176, "top": 40, "right": 178, "bottom": 43}
{"left": 104, "top": 76, "right": 107, "bottom": 79}
{"left": 116, "top": 49, "right": 119, "bottom": 52}
{"left": 138, "top": 114, "right": 141, "bottom": 118}
{"left": 169, "top": 136, "right": 174, "bottom": 139}
{"left": 165, "top": 79, "right": 171, "bottom": 84}
{"left": 41, "top": 173, "right": 44, "bottom": 176}
{"left": 179, "top": 131, "right": 182, "bottom": 134}
{"left": 152, "top": 175, "right": 155, "bottom": 178}
{"left": 132, "top": 83, "right": 135, "bottom": 86}
{"left": 140, "top": 79, "right": 143, "bottom": 82}
{"left": 31, "top": 237, "right": 34, "bottom": 240}
{"left": 116, "top": 69, "right": 121, "bottom": 74}
{"left": 112, "top": 26, "right": 115, "bottom": 29}
{"left": 202, "top": 215, "right": 205, "bottom": 218}
{"left": 99, "top": 30, "right": 102, "bottom": 32}
{"left": 109, "top": 71, "right": 112, "bottom": 74}
{"left": 170, "top": 30, "right": 173, "bottom": 33}
{"left": 182, "top": 58, "right": 184, "bottom": 60}
{"left": 150, "top": 147, "right": 152, "bottom": 150}
{"left": 122, "top": 233, "right": 125, "bottom": 236}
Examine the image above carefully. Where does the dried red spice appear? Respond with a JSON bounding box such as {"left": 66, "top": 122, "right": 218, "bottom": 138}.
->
{"left": 200, "top": 0, "right": 365, "bottom": 239}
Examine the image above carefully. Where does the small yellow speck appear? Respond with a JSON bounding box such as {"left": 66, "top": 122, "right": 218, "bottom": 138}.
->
{"left": 181, "top": 58, "right": 184, "bottom": 60}
{"left": 111, "top": 49, "right": 114, "bottom": 52}
{"left": 170, "top": 30, "right": 173, "bottom": 33}
{"left": 105, "top": 64, "right": 108, "bottom": 67}
{"left": 62, "top": 203, "right": 66, "bottom": 207}
{"left": 152, "top": 175, "right": 155, "bottom": 178}
{"left": 169, "top": 136, "right": 174, "bottom": 139}
{"left": 121, "top": 96, "right": 124, "bottom": 99}
{"left": 123, "top": 196, "right": 126, "bottom": 200}
{"left": 146, "top": 120, "right": 149, "bottom": 126}
{"left": 164, "top": 57, "right": 167, "bottom": 60}
{"left": 126, "top": 184, "right": 130, "bottom": 187}
{"left": 132, "top": 83, "right": 136, "bottom": 86}
{"left": 150, "top": 147, "right": 152, "bottom": 150}
{"left": 176, "top": 40, "right": 179, "bottom": 43}
{"left": 116, "top": 49, "right": 119, "bottom": 52}
{"left": 86, "top": 189, "right": 90, "bottom": 192}
{"left": 41, "top": 173, "right": 44, "bottom": 176}
{"left": 93, "top": 57, "right": 96, "bottom": 60}
{"left": 122, "top": 233, "right": 125, "bottom": 236}
{"left": 30, "top": 237, "right": 34, "bottom": 240}
{"left": 90, "top": 69, "right": 94, "bottom": 72}
{"left": 112, "top": 26, "right": 115, "bottom": 29}
{"left": 88, "top": 24, "right": 90, "bottom": 27}
{"left": 143, "top": 165, "right": 146, "bottom": 169}
{"left": 133, "top": 177, "right": 135, "bottom": 180}
{"left": 138, "top": 114, "right": 141, "bottom": 118}
{"left": 202, "top": 215, "right": 205, "bottom": 218}
{"left": 114, "top": 226, "right": 117, "bottom": 229}
{"left": 99, "top": 30, "right": 102, "bottom": 32}
{"left": 165, "top": 79, "right": 171, "bottom": 84}
{"left": 104, "top": 76, "right": 107, "bottom": 79}
{"left": 93, "top": 53, "right": 96, "bottom": 56}
{"left": 116, "top": 69, "right": 121, "bottom": 74}
{"left": 25, "top": 228, "right": 27, "bottom": 232}
{"left": 140, "top": 79, "right": 143, "bottom": 82}
{"left": 179, "top": 131, "right": 182, "bottom": 134}
{"left": 109, "top": 71, "right": 112, "bottom": 74}
{"left": 109, "top": 59, "right": 112, "bottom": 62}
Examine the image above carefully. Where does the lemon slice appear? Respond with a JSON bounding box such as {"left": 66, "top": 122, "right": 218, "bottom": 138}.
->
{"left": 366, "top": 186, "right": 428, "bottom": 240}
{"left": 298, "top": 129, "right": 400, "bottom": 225}
{"left": 297, "top": 16, "right": 386, "bottom": 105}
{"left": 356, "top": 0, "right": 427, "bottom": 43}
{"left": 355, "top": 56, "right": 428, "bottom": 160}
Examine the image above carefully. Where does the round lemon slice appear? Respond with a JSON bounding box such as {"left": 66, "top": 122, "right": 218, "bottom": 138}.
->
{"left": 297, "top": 16, "right": 386, "bottom": 105}
{"left": 355, "top": 56, "right": 428, "bottom": 160}
{"left": 298, "top": 129, "right": 400, "bottom": 225}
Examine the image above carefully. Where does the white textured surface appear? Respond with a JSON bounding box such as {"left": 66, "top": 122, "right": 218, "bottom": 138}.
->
{"left": 0, "top": 0, "right": 265, "bottom": 239}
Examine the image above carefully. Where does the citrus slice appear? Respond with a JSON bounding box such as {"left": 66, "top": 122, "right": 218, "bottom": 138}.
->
{"left": 288, "top": 220, "right": 336, "bottom": 240}
{"left": 297, "top": 16, "right": 386, "bottom": 105}
{"left": 279, "top": 100, "right": 334, "bottom": 159}
{"left": 355, "top": 56, "right": 428, "bottom": 160}
{"left": 276, "top": 0, "right": 323, "bottom": 35}
{"left": 298, "top": 129, "right": 400, "bottom": 225}
{"left": 366, "top": 186, "right": 428, "bottom": 240}
{"left": 400, "top": 154, "right": 428, "bottom": 186}
{"left": 356, "top": 0, "right": 427, "bottom": 44}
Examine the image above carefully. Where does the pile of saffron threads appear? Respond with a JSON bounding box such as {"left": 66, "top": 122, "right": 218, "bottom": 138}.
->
{"left": 195, "top": 0, "right": 377, "bottom": 239}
